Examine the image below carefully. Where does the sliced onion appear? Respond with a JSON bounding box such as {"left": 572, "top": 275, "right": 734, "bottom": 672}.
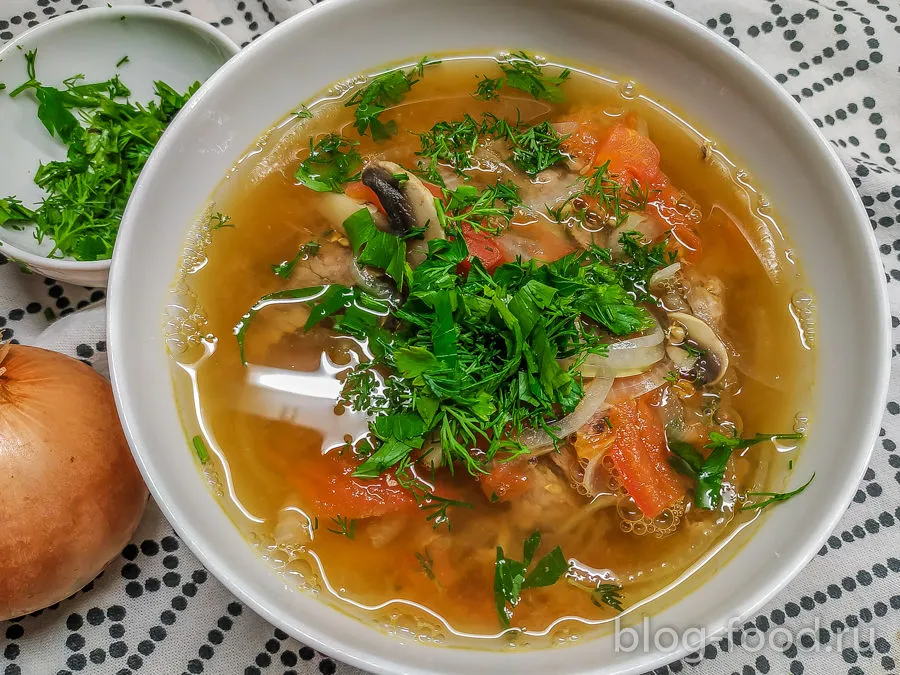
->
{"left": 552, "top": 121, "right": 577, "bottom": 136}
{"left": 582, "top": 454, "right": 614, "bottom": 497}
{"left": 649, "top": 262, "right": 681, "bottom": 289}
{"left": 606, "top": 360, "right": 671, "bottom": 405}
{"left": 523, "top": 375, "right": 614, "bottom": 452}
{"left": 575, "top": 317, "right": 665, "bottom": 377}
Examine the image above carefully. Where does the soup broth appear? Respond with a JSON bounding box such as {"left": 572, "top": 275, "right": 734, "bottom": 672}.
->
{"left": 167, "top": 53, "right": 814, "bottom": 647}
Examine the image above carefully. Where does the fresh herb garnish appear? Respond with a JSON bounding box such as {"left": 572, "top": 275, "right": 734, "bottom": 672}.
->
{"left": 592, "top": 583, "right": 624, "bottom": 611}
{"left": 192, "top": 435, "right": 210, "bottom": 464}
{"left": 209, "top": 212, "right": 234, "bottom": 230}
{"left": 416, "top": 113, "right": 568, "bottom": 182}
{"left": 294, "top": 133, "right": 362, "bottom": 193}
{"left": 669, "top": 432, "right": 804, "bottom": 509}
{"left": 503, "top": 120, "right": 569, "bottom": 176}
{"left": 271, "top": 240, "right": 321, "bottom": 279}
{"left": 0, "top": 50, "right": 198, "bottom": 260}
{"left": 238, "top": 216, "right": 667, "bottom": 482}
{"left": 435, "top": 180, "right": 522, "bottom": 235}
{"left": 416, "top": 549, "right": 436, "bottom": 580}
{"left": 473, "top": 75, "right": 503, "bottom": 101}
{"left": 0, "top": 197, "right": 37, "bottom": 227}
{"left": 420, "top": 492, "right": 474, "bottom": 530}
{"left": 344, "top": 207, "right": 410, "bottom": 288}
{"left": 739, "top": 473, "right": 815, "bottom": 512}
{"left": 345, "top": 57, "right": 430, "bottom": 141}
{"left": 294, "top": 104, "right": 313, "bottom": 119}
{"left": 475, "top": 52, "right": 571, "bottom": 103}
{"left": 115, "top": 55, "right": 129, "bottom": 68}
{"left": 326, "top": 515, "right": 356, "bottom": 539}
{"left": 494, "top": 531, "right": 569, "bottom": 627}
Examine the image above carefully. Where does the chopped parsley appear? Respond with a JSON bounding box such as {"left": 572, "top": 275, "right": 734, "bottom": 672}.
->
{"left": 739, "top": 473, "right": 815, "bottom": 512}
{"left": 494, "top": 531, "right": 569, "bottom": 627}
{"left": 237, "top": 216, "right": 664, "bottom": 481}
{"left": 0, "top": 50, "right": 199, "bottom": 260}
{"left": 669, "top": 432, "right": 805, "bottom": 509}
{"left": 271, "top": 241, "right": 321, "bottom": 279}
{"left": 294, "top": 133, "right": 362, "bottom": 193}
{"left": 474, "top": 52, "right": 571, "bottom": 103}
{"left": 209, "top": 212, "right": 234, "bottom": 230}
{"left": 345, "top": 57, "right": 431, "bottom": 141}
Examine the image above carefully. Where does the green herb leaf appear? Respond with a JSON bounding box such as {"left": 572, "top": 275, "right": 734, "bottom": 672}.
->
{"left": 474, "top": 52, "right": 570, "bottom": 103}
{"left": 326, "top": 515, "right": 356, "bottom": 539}
{"left": 343, "top": 207, "right": 409, "bottom": 288}
{"left": 345, "top": 58, "right": 430, "bottom": 141}
{"left": 494, "top": 531, "right": 569, "bottom": 627}
{"left": 191, "top": 435, "right": 210, "bottom": 464}
{"left": 0, "top": 197, "right": 36, "bottom": 227}
{"left": 416, "top": 549, "right": 435, "bottom": 580}
{"left": 271, "top": 241, "right": 320, "bottom": 279}
{"left": 739, "top": 473, "right": 815, "bottom": 512}
{"left": 669, "top": 431, "right": 805, "bottom": 509}
{"left": 1, "top": 50, "right": 197, "bottom": 260}
{"left": 294, "top": 133, "right": 362, "bottom": 193}
{"left": 591, "top": 583, "right": 624, "bottom": 612}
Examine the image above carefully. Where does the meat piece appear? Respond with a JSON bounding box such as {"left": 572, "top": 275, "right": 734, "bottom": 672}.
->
{"left": 684, "top": 271, "right": 726, "bottom": 330}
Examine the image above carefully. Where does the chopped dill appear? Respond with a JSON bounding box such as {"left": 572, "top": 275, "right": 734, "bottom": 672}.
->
{"left": 326, "top": 515, "right": 356, "bottom": 539}
{"left": 474, "top": 52, "right": 571, "bottom": 103}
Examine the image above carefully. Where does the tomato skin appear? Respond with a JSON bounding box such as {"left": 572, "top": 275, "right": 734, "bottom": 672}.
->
{"left": 479, "top": 460, "right": 530, "bottom": 502}
{"left": 344, "top": 181, "right": 386, "bottom": 215}
{"left": 595, "top": 123, "right": 663, "bottom": 187}
{"left": 293, "top": 454, "right": 417, "bottom": 520}
{"left": 606, "top": 397, "right": 684, "bottom": 520}
{"left": 456, "top": 223, "right": 508, "bottom": 275}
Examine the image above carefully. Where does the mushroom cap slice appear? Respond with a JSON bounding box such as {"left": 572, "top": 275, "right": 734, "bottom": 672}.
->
{"left": 666, "top": 311, "right": 730, "bottom": 386}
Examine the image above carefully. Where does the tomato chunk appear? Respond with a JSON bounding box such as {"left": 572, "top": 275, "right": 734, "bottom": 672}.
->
{"left": 595, "top": 123, "right": 663, "bottom": 187}
{"left": 479, "top": 459, "right": 530, "bottom": 502}
{"left": 293, "top": 454, "right": 417, "bottom": 520}
{"left": 457, "top": 223, "right": 508, "bottom": 274}
{"left": 606, "top": 397, "right": 683, "bottom": 519}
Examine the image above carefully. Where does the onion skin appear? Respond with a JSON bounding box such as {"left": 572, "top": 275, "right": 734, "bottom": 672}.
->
{"left": 0, "top": 345, "right": 148, "bottom": 620}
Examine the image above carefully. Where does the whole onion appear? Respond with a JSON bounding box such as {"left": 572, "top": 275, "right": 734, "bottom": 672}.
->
{"left": 0, "top": 344, "right": 147, "bottom": 620}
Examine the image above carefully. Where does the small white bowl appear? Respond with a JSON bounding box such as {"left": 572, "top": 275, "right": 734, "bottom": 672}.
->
{"left": 108, "top": 0, "right": 890, "bottom": 673}
{"left": 0, "top": 7, "right": 238, "bottom": 287}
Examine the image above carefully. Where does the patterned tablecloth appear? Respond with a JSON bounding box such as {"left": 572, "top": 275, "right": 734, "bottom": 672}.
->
{"left": 1, "top": 1, "right": 898, "bottom": 673}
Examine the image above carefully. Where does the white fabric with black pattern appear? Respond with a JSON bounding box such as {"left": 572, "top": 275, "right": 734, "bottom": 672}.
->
{"left": 1, "top": 1, "right": 898, "bottom": 674}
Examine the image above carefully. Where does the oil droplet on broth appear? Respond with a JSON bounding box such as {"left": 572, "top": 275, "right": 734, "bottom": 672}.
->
{"left": 618, "top": 80, "right": 637, "bottom": 99}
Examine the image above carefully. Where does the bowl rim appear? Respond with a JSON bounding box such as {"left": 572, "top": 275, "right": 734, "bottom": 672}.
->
{"left": 0, "top": 5, "right": 240, "bottom": 272}
{"left": 107, "top": 0, "right": 891, "bottom": 672}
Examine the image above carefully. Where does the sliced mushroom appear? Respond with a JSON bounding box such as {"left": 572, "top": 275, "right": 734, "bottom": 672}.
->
{"left": 362, "top": 163, "right": 418, "bottom": 234}
{"left": 362, "top": 161, "right": 441, "bottom": 236}
{"left": 361, "top": 160, "right": 443, "bottom": 265}
{"left": 317, "top": 192, "right": 387, "bottom": 234}
{"left": 665, "top": 311, "right": 729, "bottom": 386}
